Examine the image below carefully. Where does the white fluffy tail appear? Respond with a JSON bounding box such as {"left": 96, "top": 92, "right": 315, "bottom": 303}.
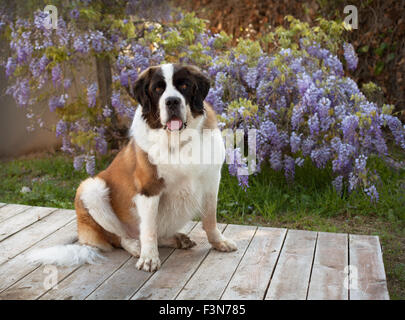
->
{"left": 26, "top": 244, "right": 105, "bottom": 267}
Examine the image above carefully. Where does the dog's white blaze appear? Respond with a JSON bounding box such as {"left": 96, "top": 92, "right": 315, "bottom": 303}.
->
{"left": 159, "top": 63, "right": 187, "bottom": 125}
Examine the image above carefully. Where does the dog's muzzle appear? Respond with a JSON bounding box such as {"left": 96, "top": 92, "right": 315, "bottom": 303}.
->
{"left": 165, "top": 97, "right": 186, "bottom": 131}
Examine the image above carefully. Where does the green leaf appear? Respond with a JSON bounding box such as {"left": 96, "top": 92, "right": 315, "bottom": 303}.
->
{"left": 374, "top": 61, "right": 385, "bottom": 75}
{"left": 359, "top": 45, "right": 369, "bottom": 53}
{"left": 375, "top": 42, "right": 388, "bottom": 57}
{"left": 387, "top": 53, "right": 396, "bottom": 63}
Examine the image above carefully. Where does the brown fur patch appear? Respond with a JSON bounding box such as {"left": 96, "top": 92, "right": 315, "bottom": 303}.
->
{"left": 173, "top": 64, "right": 211, "bottom": 118}
{"left": 74, "top": 187, "right": 120, "bottom": 250}
{"left": 75, "top": 138, "right": 166, "bottom": 249}
{"left": 133, "top": 142, "right": 165, "bottom": 197}
{"left": 202, "top": 102, "right": 218, "bottom": 129}
{"left": 130, "top": 66, "right": 164, "bottom": 129}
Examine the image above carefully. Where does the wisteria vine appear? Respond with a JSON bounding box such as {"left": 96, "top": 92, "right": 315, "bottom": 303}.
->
{"left": 1, "top": 2, "right": 404, "bottom": 201}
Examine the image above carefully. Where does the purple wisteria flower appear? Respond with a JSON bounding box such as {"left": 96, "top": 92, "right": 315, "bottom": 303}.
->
{"left": 56, "top": 120, "right": 67, "bottom": 137}
{"left": 226, "top": 147, "right": 249, "bottom": 189}
{"left": 38, "top": 55, "right": 49, "bottom": 72}
{"left": 308, "top": 114, "right": 320, "bottom": 136}
{"left": 311, "top": 146, "right": 331, "bottom": 168}
{"left": 70, "top": 8, "right": 80, "bottom": 20}
{"left": 343, "top": 42, "right": 358, "bottom": 71}
{"left": 73, "top": 35, "right": 90, "bottom": 53}
{"left": 332, "top": 175, "right": 343, "bottom": 193}
{"left": 5, "top": 57, "right": 16, "bottom": 77}
{"left": 63, "top": 78, "right": 72, "bottom": 89}
{"left": 290, "top": 132, "right": 301, "bottom": 153}
{"left": 270, "top": 150, "right": 283, "bottom": 171}
{"left": 73, "top": 155, "right": 85, "bottom": 171}
{"left": 364, "top": 185, "right": 379, "bottom": 202}
{"left": 383, "top": 114, "right": 405, "bottom": 149}
{"left": 51, "top": 64, "right": 62, "bottom": 86}
{"left": 95, "top": 128, "right": 108, "bottom": 155}
{"left": 85, "top": 155, "right": 96, "bottom": 176}
{"left": 12, "top": 78, "right": 30, "bottom": 106}
{"left": 87, "top": 83, "right": 98, "bottom": 108}
{"left": 341, "top": 115, "right": 359, "bottom": 144}
{"left": 284, "top": 155, "right": 295, "bottom": 180}
{"left": 49, "top": 94, "right": 67, "bottom": 112}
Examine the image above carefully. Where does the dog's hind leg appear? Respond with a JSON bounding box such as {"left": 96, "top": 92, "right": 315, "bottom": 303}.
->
{"left": 158, "top": 233, "right": 196, "bottom": 249}
{"left": 202, "top": 193, "right": 237, "bottom": 252}
{"left": 120, "top": 238, "right": 141, "bottom": 257}
{"left": 76, "top": 177, "right": 126, "bottom": 250}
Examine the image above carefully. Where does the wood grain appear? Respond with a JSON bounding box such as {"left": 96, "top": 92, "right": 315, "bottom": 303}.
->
{"left": 265, "top": 229, "right": 317, "bottom": 300}
{"left": 0, "top": 206, "right": 57, "bottom": 241}
{"left": 39, "top": 249, "right": 131, "bottom": 300}
{"left": 221, "top": 227, "right": 287, "bottom": 300}
{"left": 349, "top": 235, "right": 389, "bottom": 300}
{"left": 131, "top": 223, "right": 227, "bottom": 300}
{"left": 86, "top": 221, "right": 197, "bottom": 300}
{"left": 0, "top": 209, "right": 75, "bottom": 265}
{"left": 307, "top": 232, "right": 348, "bottom": 300}
{"left": 0, "top": 204, "right": 391, "bottom": 300}
{"left": 176, "top": 224, "right": 257, "bottom": 300}
{"left": 0, "top": 204, "right": 31, "bottom": 224}
{"left": 0, "top": 221, "right": 77, "bottom": 295}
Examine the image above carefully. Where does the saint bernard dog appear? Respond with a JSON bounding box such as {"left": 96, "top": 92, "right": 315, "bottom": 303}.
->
{"left": 29, "top": 63, "right": 237, "bottom": 272}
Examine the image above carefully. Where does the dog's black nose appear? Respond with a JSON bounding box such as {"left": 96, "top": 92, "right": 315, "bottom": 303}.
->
{"left": 166, "top": 97, "right": 181, "bottom": 110}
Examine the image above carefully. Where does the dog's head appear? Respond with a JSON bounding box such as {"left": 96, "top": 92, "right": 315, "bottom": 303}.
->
{"left": 127, "top": 63, "right": 210, "bottom": 131}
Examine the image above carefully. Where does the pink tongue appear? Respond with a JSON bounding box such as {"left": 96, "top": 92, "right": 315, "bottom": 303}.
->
{"left": 167, "top": 119, "right": 183, "bottom": 131}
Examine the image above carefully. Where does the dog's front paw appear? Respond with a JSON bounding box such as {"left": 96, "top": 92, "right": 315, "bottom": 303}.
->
{"left": 136, "top": 253, "right": 161, "bottom": 272}
{"left": 211, "top": 238, "right": 237, "bottom": 252}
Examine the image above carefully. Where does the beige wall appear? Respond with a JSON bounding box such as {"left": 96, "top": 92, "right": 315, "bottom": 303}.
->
{"left": 0, "top": 66, "right": 60, "bottom": 159}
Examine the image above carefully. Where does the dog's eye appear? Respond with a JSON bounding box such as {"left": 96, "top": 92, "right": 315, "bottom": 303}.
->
{"left": 179, "top": 83, "right": 188, "bottom": 90}
{"left": 155, "top": 86, "right": 164, "bottom": 94}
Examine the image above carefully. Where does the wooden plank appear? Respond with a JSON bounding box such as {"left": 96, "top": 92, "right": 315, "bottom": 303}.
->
{"left": 86, "top": 221, "right": 198, "bottom": 300}
{"left": 39, "top": 249, "right": 130, "bottom": 300}
{"left": 221, "top": 227, "right": 287, "bottom": 300}
{"left": 0, "top": 209, "right": 76, "bottom": 265}
{"left": 0, "top": 259, "right": 78, "bottom": 300}
{"left": 0, "top": 204, "right": 31, "bottom": 224}
{"left": 0, "top": 206, "right": 57, "bottom": 242}
{"left": 307, "top": 232, "right": 348, "bottom": 300}
{"left": 176, "top": 224, "right": 257, "bottom": 300}
{"left": 40, "top": 220, "right": 200, "bottom": 300}
{"left": 0, "top": 221, "right": 77, "bottom": 294}
{"left": 265, "top": 229, "right": 317, "bottom": 300}
{"left": 349, "top": 235, "right": 389, "bottom": 300}
{"left": 131, "top": 223, "right": 227, "bottom": 300}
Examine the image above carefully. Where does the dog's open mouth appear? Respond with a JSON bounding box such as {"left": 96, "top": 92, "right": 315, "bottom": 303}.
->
{"left": 165, "top": 117, "right": 186, "bottom": 131}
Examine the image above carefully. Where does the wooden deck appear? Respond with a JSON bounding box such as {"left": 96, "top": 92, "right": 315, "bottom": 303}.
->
{"left": 0, "top": 203, "right": 389, "bottom": 300}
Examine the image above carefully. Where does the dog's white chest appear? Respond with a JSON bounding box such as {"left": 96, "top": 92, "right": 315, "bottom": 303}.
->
{"left": 156, "top": 165, "right": 204, "bottom": 237}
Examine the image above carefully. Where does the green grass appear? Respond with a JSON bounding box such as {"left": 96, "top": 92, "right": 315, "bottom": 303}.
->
{"left": 0, "top": 152, "right": 404, "bottom": 299}
{"left": 218, "top": 156, "right": 405, "bottom": 222}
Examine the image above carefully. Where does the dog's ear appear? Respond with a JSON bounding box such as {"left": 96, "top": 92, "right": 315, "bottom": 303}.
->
{"left": 188, "top": 66, "right": 210, "bottom": 111}
{"left": 126, "top": 67, "right": 155, "bottom": 113}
